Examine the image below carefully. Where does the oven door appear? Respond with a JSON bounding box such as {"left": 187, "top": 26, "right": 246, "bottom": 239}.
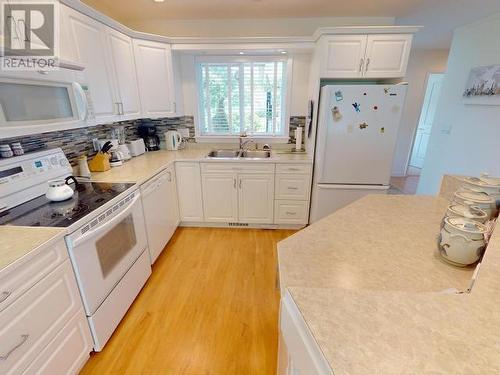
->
{"left": 66, "top": 191, "right": 148, "bottom": 316}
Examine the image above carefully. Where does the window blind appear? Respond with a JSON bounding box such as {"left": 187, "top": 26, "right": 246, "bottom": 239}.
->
{"left": 198, "top": 59, "right": 286, "bottom": 136}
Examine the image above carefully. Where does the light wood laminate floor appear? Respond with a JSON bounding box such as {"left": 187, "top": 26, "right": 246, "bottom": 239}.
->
{"left": 80, "top": 227, "right": 295, "bottom": 375}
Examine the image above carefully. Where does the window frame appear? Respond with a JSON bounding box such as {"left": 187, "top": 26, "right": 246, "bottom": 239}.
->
{"left": 194, "top": 55, "right": 293, "bottom": 143}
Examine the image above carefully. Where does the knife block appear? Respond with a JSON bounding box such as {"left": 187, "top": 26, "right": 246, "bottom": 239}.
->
{"left": 88, "top": 152, "right": 111, "bottom": 172}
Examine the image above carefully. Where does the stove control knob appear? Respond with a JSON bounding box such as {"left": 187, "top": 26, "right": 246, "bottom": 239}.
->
{"left": 50, "top": 156, "right": 58, "bottom": 166}
{"left": 59, "top": 159, "right": 69, "bottom": 167}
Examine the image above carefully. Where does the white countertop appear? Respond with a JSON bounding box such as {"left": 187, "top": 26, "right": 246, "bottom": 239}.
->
{"left": 90, "top": 144, "right": 313, "bottom": 184}
{"left": 278, "top": 193, "right": 500, "bottom": 374}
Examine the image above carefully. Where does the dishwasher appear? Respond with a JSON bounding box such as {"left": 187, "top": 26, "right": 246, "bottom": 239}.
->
{"left": 140, "top": 167, "right": 180, "bottom": 264}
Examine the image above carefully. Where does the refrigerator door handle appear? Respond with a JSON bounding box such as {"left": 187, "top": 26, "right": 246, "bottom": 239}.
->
{"left": 317, "top": 184, "right": 390, "bottom": 190}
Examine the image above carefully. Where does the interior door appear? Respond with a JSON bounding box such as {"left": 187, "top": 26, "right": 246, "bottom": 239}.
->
{"left": 322, "top": 35, "right": 367, "bottom": 78}
{"left": 106, "top": 28, "right": 142, "bottom": 120}
{"left": 364, "top": 34, "right": 412, "bottom": 78}
{"left": 65, "top": 7, "right": 118, "bottom": 123}
{"left": 410, "top": 73, "right": 444, "bottom": 169}
{"left": 202, "top": 172, "right": 238, "bottom": 222}
{"left": 133, "top": 39, "right": 175, "bottom": 118}
{"left": 238, "top": 173, "right": 274, "bottom": 224}
{"left": 316, "top": 85, "right": 407, "bottom": 185}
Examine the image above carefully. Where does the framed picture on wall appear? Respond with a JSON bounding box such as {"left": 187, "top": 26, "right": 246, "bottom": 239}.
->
{"left": 463, "top": 64, "right": 500, "bottom": 105}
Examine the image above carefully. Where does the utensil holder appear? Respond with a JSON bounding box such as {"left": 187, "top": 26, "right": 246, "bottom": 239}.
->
{"left": 88, "top": 152, "right": 111, "bottom": 172}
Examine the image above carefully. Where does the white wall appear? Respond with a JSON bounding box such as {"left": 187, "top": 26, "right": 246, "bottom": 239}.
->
{"left": 391, "top": 48, "right": 449, "bottom": 176}
{"left": 126, "top": 17, "right": 395, "bottom": 38}
{"left": 175, "top": 52, "right": 312, "bottom": 120}
{"left": 418, "top": 12, "right": 500, "bottom": 194}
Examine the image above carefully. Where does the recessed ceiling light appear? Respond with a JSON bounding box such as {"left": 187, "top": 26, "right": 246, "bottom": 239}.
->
{"left": 239, "top": 51, "right": 245, "bottom": 55}
{"left": 153, "top": 0, "right": 164, "bottom": 2}
{"left": 280, "top": 51, "right": 287, "bottom": 54}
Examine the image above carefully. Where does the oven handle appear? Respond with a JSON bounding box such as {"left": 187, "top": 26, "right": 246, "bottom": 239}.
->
{"left": 71, "top": 194, "right": 141, "bottom": 248}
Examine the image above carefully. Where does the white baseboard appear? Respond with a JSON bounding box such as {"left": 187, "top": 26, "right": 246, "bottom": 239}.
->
{"left": 179, "top": 222, "right": 306, "bottom": 230}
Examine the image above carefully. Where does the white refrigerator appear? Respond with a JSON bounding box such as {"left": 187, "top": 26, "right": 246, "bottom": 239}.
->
{"left": 310, "top": 84, "right": 407, "bottom": 222}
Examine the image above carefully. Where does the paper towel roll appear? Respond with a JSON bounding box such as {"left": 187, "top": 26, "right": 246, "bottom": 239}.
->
{"left": 295, "top": 127, "right": 303, "bottom": 151}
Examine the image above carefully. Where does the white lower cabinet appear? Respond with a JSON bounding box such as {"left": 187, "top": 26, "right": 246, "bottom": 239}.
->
{"left": 201, "top": 172, "right": 238, "bottom": 222}
{"left": 274, "top": 200, "right": 309, "bottom": 225}
{"left": 238, "top": 173, "right": 274, "bottom": 224}
{"left": 274, "top": 165, "right": 312, "bottom": 225}
{"left": 141, "top": 165, "right": 180, "bottom": 264}
{"left": 279, "top": 292, "right": 332, "bottom": 375}
{"left": 22, "top": 312, "right": 92, "bottom": 375}
{"left": 176, "top": 162, "right": 204, "bottom": 222}
{"left": 200, "top": 163, "right": 275, "bottom": 224}
{"left": 0, "top": 257, "right": 91, "bottom": 375}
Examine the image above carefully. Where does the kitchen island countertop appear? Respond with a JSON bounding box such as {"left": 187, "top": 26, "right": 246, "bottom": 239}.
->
{"left": 278, "top": 193, "right": 500, "bottom": 374}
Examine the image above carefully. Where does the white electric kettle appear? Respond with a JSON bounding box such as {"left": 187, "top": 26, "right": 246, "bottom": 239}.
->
{"left": 46, "top": 176, "right": 78, "bottom": 202}
{"left": 165, "top": 131, "right": 182, "bottom": 151}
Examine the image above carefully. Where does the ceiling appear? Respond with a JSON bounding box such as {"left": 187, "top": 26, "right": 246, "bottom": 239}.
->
{"left": 81, "top": 0, "right": 500, "bottom": 49}
{"left": 82, "top": 0, "right": 434, "bottom": 21}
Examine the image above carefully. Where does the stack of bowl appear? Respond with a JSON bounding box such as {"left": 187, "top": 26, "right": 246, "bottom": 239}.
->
{"left": 439, "top": 174, "right": 499, "bottom": 267}
{"left": 439, "top": 217, "right": 488, "bottom": 267}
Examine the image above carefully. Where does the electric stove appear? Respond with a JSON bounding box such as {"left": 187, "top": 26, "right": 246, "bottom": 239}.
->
{"left": 0, "top": 180, "right": 134, "bottom": 227}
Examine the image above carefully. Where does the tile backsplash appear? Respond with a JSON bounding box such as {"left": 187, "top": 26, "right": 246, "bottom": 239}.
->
{"left": 0, "top": 116, "right": 305, "bottom": 165}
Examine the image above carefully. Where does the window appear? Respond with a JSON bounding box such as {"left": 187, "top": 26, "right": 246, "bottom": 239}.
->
{"left": 196, "top": 56, "right": 289, "bottom": 139}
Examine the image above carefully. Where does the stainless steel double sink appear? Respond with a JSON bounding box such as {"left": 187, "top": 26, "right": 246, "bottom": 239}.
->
{"left": 207, "top": 149, "right": 271, "bottom": 159}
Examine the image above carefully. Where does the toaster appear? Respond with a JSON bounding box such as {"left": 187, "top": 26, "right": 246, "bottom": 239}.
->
{"left": 127, "top": 139, "right": 146, "bottom": 157}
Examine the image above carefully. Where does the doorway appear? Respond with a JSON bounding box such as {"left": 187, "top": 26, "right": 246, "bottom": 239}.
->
{"left": 409, "top": 73, "right": 444, "bottom": 171}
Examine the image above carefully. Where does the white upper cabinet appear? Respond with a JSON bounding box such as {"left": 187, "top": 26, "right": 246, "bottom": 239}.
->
{"left": 319, "top": 34, "right": 413, "bottom": 79}
{"left": 105, "top": 28, "right": 142, "bottom": 120}
{"left": 63, "top": 6, "right": 118, "bottom": 123}
{"left": 133, "top": 39, "right": 176, "bottom": 118}
{"left": 363, "top": 34, "right": 412, "bottom": 78}
{"left": 321, "top": 35, "right": 367, "bottom": 78}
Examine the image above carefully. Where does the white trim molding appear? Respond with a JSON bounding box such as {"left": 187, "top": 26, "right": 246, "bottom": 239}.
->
{"left": 60, "top": 1, "right": 421, "bottom": 51}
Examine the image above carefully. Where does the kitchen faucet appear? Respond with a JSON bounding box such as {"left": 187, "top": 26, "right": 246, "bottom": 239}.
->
{"left": 239, "top": 135, "right": 255, "bottom": 156}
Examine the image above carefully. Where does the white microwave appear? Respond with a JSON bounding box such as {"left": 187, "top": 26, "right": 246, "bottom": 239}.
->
{"left": 0, "top": 68, "right": 95, "bottom": 138}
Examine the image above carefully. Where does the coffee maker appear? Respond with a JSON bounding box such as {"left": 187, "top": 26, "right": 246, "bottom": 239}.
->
{"left": 138, "top": 119, "right": 160, "bottom": 151}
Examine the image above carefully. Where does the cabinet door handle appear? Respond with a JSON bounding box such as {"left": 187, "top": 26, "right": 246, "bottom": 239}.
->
{"left": 0, "top": 334, "right": 29, "bottom": 361}
{"left": 0, "top": 291, "right": 11, "bottom": 303}
{"left": 233, "top": 177, "right": 237, "bottom": 189}
{"left": 166, "top": 171, "right": 172, "bottom": 182}
{"left": 365, "top": 58, "right": 370, "bottom": 72}
{"left": 115, "top": 102, "right": 121, "bottom": 115}
{"left": 239, "top": 179, "right": 242, "bottom": 189}
{"left": 286, "top": 211, "right": 297, "bottom": 216}
{"left": 173, "top": 102, "right": 177, "bottom": 113}
{"left": 359, "top": 58, "right": 364, "bottom": 72}
{"left": 119, "top": 102, "right": 124, "bottom": 115}
{"left": 287, "top": 186, "right": 299, "bottom": 190}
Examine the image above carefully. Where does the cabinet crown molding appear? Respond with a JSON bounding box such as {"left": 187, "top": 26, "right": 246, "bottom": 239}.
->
{"left": 61, "top": 0, "right": 421, "bottom": 51}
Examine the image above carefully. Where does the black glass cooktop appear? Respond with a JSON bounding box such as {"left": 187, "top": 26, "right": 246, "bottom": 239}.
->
{"left": 0, "top": 181, "right": 134, "bottom": 227}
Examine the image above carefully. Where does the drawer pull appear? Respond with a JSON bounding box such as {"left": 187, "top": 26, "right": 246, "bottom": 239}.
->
{"left": 0, "top": 334, "right": 29, "bottom": 361}
{"left": 286, "top": 211, "right": 297, "bottom": 216}
{"left": 287, "top": 187, "right": 299, "bottom": 190}
{"left": 287, "top": 168, "right": 300, "bottom": 171}
{"left": 0, "top": 291, "right": 11, "bottom": 303}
